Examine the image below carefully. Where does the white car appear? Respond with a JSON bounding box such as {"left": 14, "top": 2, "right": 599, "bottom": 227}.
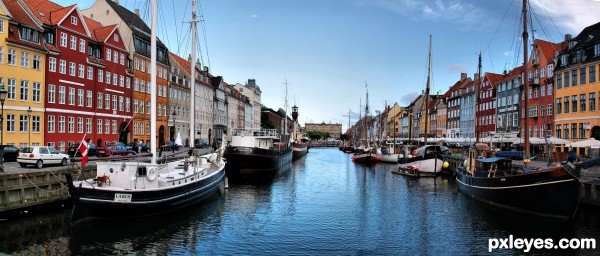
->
{"left": 17, "top": 146, "right": 70, "bottom": 168}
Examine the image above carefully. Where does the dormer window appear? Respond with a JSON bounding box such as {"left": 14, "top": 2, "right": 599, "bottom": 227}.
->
{"left": 568, "top": 41, "right": 575, "bottom": 49}
{"left": 560, "top": 54, "right": 567, "bottom": 66}
{"left": 19, "top": 27, "right": 39, "bottom": 43}
{"left": 595, "top": 44, "right": 600, "bottom": 56}
{"left": 114, "top": 34, "right": 119, "bottom": 42}
{"left": 71, "top": 16, "right": 78, "bottom": 25}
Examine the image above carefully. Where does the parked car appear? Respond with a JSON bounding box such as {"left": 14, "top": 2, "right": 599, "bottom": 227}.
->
{"left": 17, "top": 146, "right": 69, "bottom": 168}
{"left": 194, "top": 139, "right": 209, "bottom": 149}
{"left": 0, "top": 145, "right": 20, "bottom": 162}
{"left": 67, "top": 142, "right": 97, "bottom": 157}
{"left": 161, "top": 141, "right": 180, "bottom": 151}
{"left": 127, "top": 142, "right": 150, "bottom": 153}
{"left": 96, "top": 145, "right": 137, "bottom": 157}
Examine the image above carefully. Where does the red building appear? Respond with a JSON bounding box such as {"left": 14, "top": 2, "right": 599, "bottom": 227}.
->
{"left": 522, "top": 39, "right": 565, "bottom": 138}
{"left": 476, "top": 72, "right": 503, "bottom": 137}
{"left": 23, "top": 0, "right": 132, "bottom": 150}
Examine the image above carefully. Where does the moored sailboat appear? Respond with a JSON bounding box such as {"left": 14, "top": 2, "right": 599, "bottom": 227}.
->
{"left": 455, "top": 0, "right": 580, "bottom": 218}
{"left": 65, "top": 0, "right": 226, "bottom": 225}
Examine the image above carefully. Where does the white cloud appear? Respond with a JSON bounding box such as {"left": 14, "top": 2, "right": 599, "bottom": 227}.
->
{"left": 530, "top": 0, "right": 600, "bottom": 35}
{"left": 250, "top": 14, "right": 259, "bottom": 18}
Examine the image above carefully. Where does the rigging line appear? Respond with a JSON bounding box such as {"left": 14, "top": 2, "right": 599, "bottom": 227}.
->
{"left": 198, "top": 0, "right": 211, "bottom": 69}
{"left": 533, "top": 0, "right": 563, "bottom": 41}
{"left": 483, "top": 0, "right": 516, "bottom": 53}
{"left": 157, "top": 0, "right": 171, "bottom": 56}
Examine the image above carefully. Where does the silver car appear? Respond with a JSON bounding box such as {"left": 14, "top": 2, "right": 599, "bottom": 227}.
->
{"left": 17, "top": 146, "right": 70, "bottom": 168}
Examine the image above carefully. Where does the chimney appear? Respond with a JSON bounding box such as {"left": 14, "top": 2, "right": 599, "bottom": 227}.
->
{"left": 114, "top": 0, "right": 120, "bottom": 5}
{"left": 135, "top": 9, "right": 140, "bottom": 17}
{"left": 565, "top": 34, "right": 572, "bottom": 42}
{"left": 187, "top": 54, "right": 191, "bottom": 63}
{"left": 474, "top": 73, "right": 480, "bottom": 81}
{"left": 460, "top": 72, "right": 467, "bottom": 80}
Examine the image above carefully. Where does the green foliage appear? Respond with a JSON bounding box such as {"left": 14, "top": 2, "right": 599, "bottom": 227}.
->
{"left": 261, "top": 112, "right": 275, "bottom": 129}
{"left": 306, "top": 131, "right": 330, "bottom": 140}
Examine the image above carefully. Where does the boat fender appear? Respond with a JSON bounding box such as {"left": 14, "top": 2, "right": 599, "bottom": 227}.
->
{"left": 147, "top": 167, "right": 158, "bottom": 181}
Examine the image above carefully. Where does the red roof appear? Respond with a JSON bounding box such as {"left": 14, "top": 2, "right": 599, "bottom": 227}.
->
{"left": 83, "top": 16, "right": 117, "bottom": 43}
{"left": 535, "top": 39, "right": 566, "bottom": 63}
{"left": 22, "top": 0, "right": 72, "bottom": 25}
{"left": 170, "top": 52, "right": 191, "bottom": 74}
{"left": 3, "top": 0, "right": 42, "bottom": 30}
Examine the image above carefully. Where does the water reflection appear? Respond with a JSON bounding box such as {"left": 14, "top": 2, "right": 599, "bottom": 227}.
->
{"left": 0, "top": 148, "right": 598, "bottom": 255}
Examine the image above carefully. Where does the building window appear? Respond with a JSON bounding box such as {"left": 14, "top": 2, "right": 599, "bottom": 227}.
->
{"left": 5, "top": 114, "right": 14, "bottom": 132}
{"left": 7, "top": 48, "right": 16, "bottom": 65}
{"left": 86, "top": 118, "right": 92, "bottom": 133}
{"left": 572, "top": 69, "right": 578, "bottom": 86}
{"left": 580, "top": 67, "right": 587, "bottom": 85}
{"left": 70, "top": 36, "right": 77, "bottom": 50}
{"left": 119, "top": 96, "right": 124, "bottom": 111}
{"left": 580, "top": 94, "right": 586, "bottom": 112}
{"left": 580, "top": 123, "right": 585, "bottom": 139}
{"left": 87, "top": 66, "right": 93, "bottom": 80}
{"left": 97, "top": 119, "right": 103, "bottom": 134}
{"left": 106, "top": 71, "right": 111, "bottom": 84}
{"left": 77, "top": 117, "right": 83, "bottom": 133}
{"left": 59, "top": 59, "right": 66, "bottom": 74}
{"left": 68, "top": 116, "right": 74, "bottom": 133}
{"left": 78, "top": 89, "right": 84, "bottom": 106}
{"left": 71, "top": 16, "right": 78, "bottom": 25}
{"left": 69, "top": 62, "right": 75, "bottom": 76}
{"left": 32, "top": 115, "right": 40, "bottom": 133}
{"left": 87, "top": 90, "right": 92, "bottom": 107}
{"left": 48, "top": 115, "right": 55, "bottom": 133}
{"left": 112, "top": 95, "right": 117, "bottom": 110}
{"left": 98, "top": 69, "right": 104, "bottom": 83}
{"left": 105, "top": 94, "right": 110, "bottom": 110}
{"left": 20, "top": 51, "right": 29, "bottom": 68}
{"left": 58, "top": 86, "right": 66, "bottom": 104}
{"left": 590, "top": 93, "right": 596, "bottom": 111}
{"left": 112, "top": 120, "right": 117, "bottom": 134}
{"left": 571, "top": 124, "right": 577, "bottom": 140}
{"left": 19, "top": 115, "right": 28, "bottom": 132}
{"left": 556, "top": 125, "right": 561, "bottom": 138}
{"left": 33, "top": 54, "right": 40, "bottom": 70}
{"left": 563, "top": 97, "right": 569, "bottom": 114}
{"left": 556, "top": 99, "right": 562, "bottom": 114}
{"left": 113, "top": 51, "right": 118, "bottom": 63}
{"left": 20, "top": 80, "right": 28, "bottom": 101}
{"left": 557, "top": 73, "right": 562, "bottom": 89}
{"left": 564, "top": 71, "right": 570, "bottom": 87}
{"left": 78, "top": 64, "right": 84, "bottom": 78}
{"left": 79, "top": 38, "right": 85, "bottom": 53}
{"left": 49, "top": 57, "right": 56, "bottom": 72}
{"left": 32, "top": 82, "right": 40, "bottom": 102}
{"left": 572, "top": 95, "right": 577, "bottom": 113}
{"left": 60, "top": 32, "right": 67, "bottom": 47}
{"left": 105, "top": 119, "right": 110, "bottom": 134}
{"left": 48, "top": 84, "right": 55, "bottom": 103}
{"left": 106, "top": 48, "right": 111, "bottom": 61}
{"left": 58, "top": 116, "right": 65, "bottom": 133}
{"left": 97, "top": 92, "right": 103, "bottom": 109}
{"left": 126, "top": 97, "right": 130, "bottom": 112}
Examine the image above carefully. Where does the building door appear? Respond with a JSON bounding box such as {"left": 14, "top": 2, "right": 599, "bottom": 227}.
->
{"left": 591, "top": 126, "right": 600, "bottom": 140}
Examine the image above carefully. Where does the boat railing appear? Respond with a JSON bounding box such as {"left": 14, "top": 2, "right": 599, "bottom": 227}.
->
{"left": 232, "top": 128, "right": 278, "bottom": 137}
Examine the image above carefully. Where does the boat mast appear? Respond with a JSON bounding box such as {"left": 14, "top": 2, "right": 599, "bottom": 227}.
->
{"left": 284, "top": 80, "right": 289, "bottom": 136}
{"left": 522, "top": 0, "right": 531, "bottom": 165}
{"left": 189, "top": 0, "right": 197, "bottom": 148}
{"left": 150, "top": 0, "right": 157, "bottom": 164}
{"left": 475, "top": 53, "right": 482, "bottom": 143}
{"left": 423, "top": 34, "right": 432, "bottom": 145}
{"left": 365, "top": 82, "right": 370, "bottom": 147}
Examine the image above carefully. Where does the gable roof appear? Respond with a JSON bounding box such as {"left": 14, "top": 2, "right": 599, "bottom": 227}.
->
{"left": 3, "top": 0, "right": 42, "bottom": 30}
{"left": 84, "top": 15, "right": 115, "bottom": 42}
{"left": 22, "top": 0, "right": 91, "bottom": 37}
{"left": 104, "top": 0, "right": 167, "bottom": 50}
{"left": 170, "top": 52, "right": 191, "bottom": 74}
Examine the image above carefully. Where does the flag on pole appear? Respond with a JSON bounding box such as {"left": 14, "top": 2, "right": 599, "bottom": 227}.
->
{"left": 77, "top": 134, "right": 88, "bottom": 169}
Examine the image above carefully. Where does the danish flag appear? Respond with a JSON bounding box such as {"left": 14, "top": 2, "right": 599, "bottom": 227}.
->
{"left": 77, "top": 134, "right": 89, "bottom": 169}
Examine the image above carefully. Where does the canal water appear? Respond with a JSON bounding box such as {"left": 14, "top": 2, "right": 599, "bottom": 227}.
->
{"left": 1, "top": 148, "right": 599, "bottom": 255}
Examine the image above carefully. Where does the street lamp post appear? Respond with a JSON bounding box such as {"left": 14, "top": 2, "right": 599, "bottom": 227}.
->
{"left": 27, "top": 106, "right": 32, "bottom": 146}
{"left": 171, "top": 110, "right": 176, "bottom": 142}
{"left": 0, "top": 85, "right": 8, "bottom": 171}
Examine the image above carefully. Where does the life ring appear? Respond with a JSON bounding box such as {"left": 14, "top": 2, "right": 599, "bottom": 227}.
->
{"left": 146, "top": 167, "right": 157, "bottom": 181}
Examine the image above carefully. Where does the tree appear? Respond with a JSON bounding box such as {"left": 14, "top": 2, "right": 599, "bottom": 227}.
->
{"left": 306, "top": 131, "right": 330, "bottom": 140}
{"left": 261, "top": 112, "right": 275, "bottom": 129}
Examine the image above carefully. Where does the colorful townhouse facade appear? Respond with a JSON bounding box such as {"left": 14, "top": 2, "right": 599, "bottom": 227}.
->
{"left": 477, "top": 72, "right": 502, "bottom": 139}
{"left": 555, "top": 23, "right": 600, "bottom": 142}
{"left": 523, "top": 39, "right": 563, "bottom": 139}
{"left": 83, "top": 0, "right": 170, "bottom": 146}
{"left": 21, "top": 0, "right": 131, "bottom": 150}
{"left": 1, "top": 0, "right": 46, "bottom": 148}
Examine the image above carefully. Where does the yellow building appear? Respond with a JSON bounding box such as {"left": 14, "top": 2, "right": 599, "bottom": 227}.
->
{"left": 554, "top": 30, "right": 600, "bottom": 149}
{"left": 305, "top": 122, "right": 342, "bottom": 139}
{"left": 0, "top": 1, "right": 46, "bottom": 148}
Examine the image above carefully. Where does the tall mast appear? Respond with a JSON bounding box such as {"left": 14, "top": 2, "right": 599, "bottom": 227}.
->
{"left": 149, "top": 0, "right": 157, "bottom": 164}
{"left": 189, "top": 0, "right": 197, "bottom": 147}
{"left": 423, "top": 34, "right": 432, "bottom": 145}
{"left": 475, "top": 53, "right": 482, "bottom": 143}
{"left": 522, "top": 0, "right": 530, "bottom": 164}
{"left": 365, "top": 82, "right": 370, "bottom": 146}
{"left": 284, "top": 80, "right": 289, "bottom": 135}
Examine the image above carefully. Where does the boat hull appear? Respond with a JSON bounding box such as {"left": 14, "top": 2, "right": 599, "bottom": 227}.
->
{"left": 352, "top": 152, "right": 379, "bottom": 164}
{"left": 224, "top": 146, "right": 292, "bottom": 178}
{"left": 379, "top": 154, "right": 400, "bottom": 163}
{"left": 292, "top": 143, "right": 308, "bottom": 160}
{"left": 455, "top": 167, "right": 580, "bottom": 218}
{"left": 65, "top": 169, "right": 226, "bottom": 225}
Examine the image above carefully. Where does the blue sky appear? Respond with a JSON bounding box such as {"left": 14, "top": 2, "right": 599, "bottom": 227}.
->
{"left": 57, "top": 0, "right": 600, "bottom": 131}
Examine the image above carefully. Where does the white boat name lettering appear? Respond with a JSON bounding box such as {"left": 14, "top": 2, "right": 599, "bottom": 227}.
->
{"left": 114, "top": 193, "right": 132, "bottom": 202}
